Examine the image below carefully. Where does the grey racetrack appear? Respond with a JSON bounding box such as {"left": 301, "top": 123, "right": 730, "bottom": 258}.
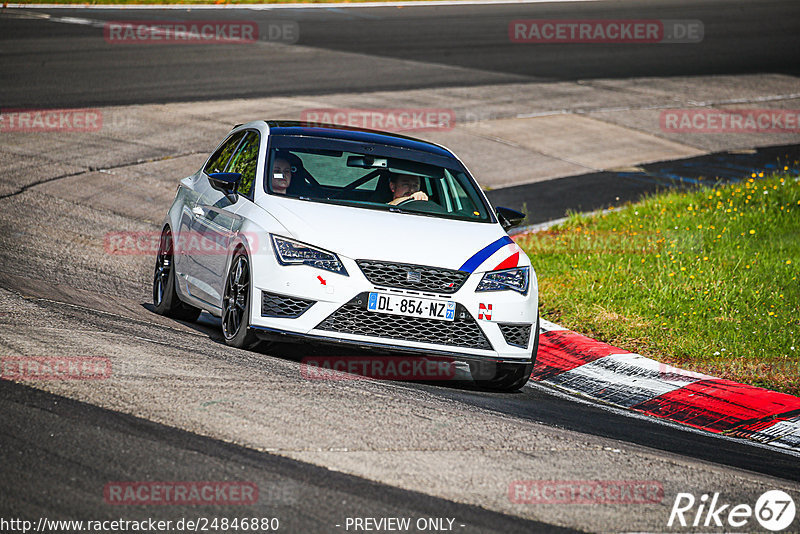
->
{"left": 1, "top": 1, "right": 800, "bottom": 532}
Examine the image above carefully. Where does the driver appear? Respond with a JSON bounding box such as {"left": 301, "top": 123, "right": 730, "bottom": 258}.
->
{"left": 388, "top": 173, "right": 428, "bottom": 205}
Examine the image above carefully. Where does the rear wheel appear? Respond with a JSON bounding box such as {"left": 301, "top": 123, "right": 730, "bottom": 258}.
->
{"left": 222, "top": 250, "right": 260, "bottom": 349}
{"left": 470, "top": 316, "right": 540, "bottom": 392}
{"left": 153, "top": 228, "right": 201, "bottom": 322}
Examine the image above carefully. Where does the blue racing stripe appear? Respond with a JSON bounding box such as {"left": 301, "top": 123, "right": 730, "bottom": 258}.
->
{"left": 459, "top": 235, "right": 514, "bottom": 273}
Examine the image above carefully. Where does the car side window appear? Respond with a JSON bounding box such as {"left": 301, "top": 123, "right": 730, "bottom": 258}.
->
{"left": 203, "top": 131, "right": 246, "bottom": 175}
{"left": 226, "top": 131, "right": 260, "bottom": 199}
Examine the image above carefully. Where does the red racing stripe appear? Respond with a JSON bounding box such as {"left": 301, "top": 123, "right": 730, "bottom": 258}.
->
{"left": 631, "top": 379, "right": 800, "bottom": 433}
{"left": 494, "top": 251, "right": 520, "bottom": 270}
{"left": 532, "top": 330, "right": 631, "bottom": 381}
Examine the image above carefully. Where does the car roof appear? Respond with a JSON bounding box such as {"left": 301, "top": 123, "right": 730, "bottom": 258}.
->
{"left": 263, "top": 120, "right": 454, "bottom": 158}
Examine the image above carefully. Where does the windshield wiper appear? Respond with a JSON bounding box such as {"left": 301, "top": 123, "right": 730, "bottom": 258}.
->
{"left": 386, "top": 205, "right": 439, "bottom": 219}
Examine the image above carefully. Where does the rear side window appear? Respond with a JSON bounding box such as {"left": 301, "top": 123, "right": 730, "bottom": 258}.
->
{"left": 227, "top": 131, "right": 260, "bottom": 198}
{"left": 204, "top": 131, "right": 246, "bottom": 175}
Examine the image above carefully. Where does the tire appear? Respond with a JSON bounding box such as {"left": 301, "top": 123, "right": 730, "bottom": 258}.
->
{"left": 470, "top": 316, "right": 540, "bottom": 392}
{"left": 221, "top": 250, "right": 260, "bottom": 350}
{"left": 153, "top": 228, "right": 201, "bottom": 322}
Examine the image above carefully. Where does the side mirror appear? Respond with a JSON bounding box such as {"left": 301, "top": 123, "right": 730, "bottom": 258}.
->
{"left": 496, "top": 206, "right": 526, "bottom": 231}
{"left": 208, "top": 172, "right": 241, "bottom": 203}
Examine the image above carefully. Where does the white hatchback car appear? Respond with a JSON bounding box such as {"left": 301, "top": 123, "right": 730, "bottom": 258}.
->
{"left": 154, "top": 121, "right": 539, "bottom": 391}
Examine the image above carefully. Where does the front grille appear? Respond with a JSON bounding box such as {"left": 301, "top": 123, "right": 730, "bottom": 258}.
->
{"left": 316, "top": 293, "right": 492, "bottom": 350}
{"left": 498, "top": 323, "right": 532, "bottom": 348}
{"left": 356, "top": 260, "right": 469, "bottom": 294}
{"left": 261, "top": 291, "right": 315, "bottom": 318}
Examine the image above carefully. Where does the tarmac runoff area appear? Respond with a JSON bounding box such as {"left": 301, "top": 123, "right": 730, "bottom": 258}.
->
{"left": 1, "top": 74, "right": 800, "bottom": 531}
{"left": 3, "top": 72, "right": 800, "bottom": 200}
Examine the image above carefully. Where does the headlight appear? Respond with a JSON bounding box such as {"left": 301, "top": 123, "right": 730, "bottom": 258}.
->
{"left": 475, "top": 266, "right": 529, "bottom": 295}
{"left": 270, "top": 235, "right": 348, "bottom": 276}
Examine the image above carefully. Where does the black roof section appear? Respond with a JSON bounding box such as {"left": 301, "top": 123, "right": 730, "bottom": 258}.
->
{"left": 263, "top": 120, "right": 455, "bottom": 158}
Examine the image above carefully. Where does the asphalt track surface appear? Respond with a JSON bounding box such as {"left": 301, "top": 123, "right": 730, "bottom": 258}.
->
{"left": 2, "top": 1, "right": 800, "bottom": 532}
{"left": 0, "top": 0, "right": 798, "bottom": 107}
{"left": 487, "top": 143, "right": 800, "bottom": 223}
{"left": 2, "top": 380, "right": 569, "bottom": 533}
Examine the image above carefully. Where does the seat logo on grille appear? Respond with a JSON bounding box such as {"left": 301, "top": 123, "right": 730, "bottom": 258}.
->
{"left": 406, "top": 270, "right": 422, "bottom": 283}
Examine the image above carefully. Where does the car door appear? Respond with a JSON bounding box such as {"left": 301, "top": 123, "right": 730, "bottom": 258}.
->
{"left": 179, "top": 131, "right": 245, "bottom": 306}
{"left": 189, "top": 130, "right": 260, "bottom": 308}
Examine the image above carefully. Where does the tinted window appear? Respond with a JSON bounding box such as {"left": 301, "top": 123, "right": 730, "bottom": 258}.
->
{"left": 203, "top": 131, "right": 246, "bottom": 175}
{"left": 227, "top": 131, "right": 260, "bottom": 198}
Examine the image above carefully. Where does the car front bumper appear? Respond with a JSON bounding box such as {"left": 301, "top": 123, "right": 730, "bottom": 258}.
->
{"left": 248, "top": 251, "right": 538, "bottom": 363}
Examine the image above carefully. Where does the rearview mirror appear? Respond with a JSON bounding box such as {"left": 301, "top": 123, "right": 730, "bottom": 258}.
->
{"left": 346, "top": 155, "right": 388, "bottom": 169}
{"left": 208, "top": 172, "right": 241, "bottom": 203}
{"left": 496, "top": 206, "right": 526, "bottom": 231}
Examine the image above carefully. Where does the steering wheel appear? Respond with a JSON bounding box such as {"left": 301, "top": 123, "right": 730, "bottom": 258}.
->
{"left": 396, "top": 198, "right": 449, "bottom": 214}
{"left": 397, "top": 197, "right": 426, "bottom": 206}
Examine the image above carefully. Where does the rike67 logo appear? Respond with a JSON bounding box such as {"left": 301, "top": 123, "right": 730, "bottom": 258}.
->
{"left": 668, "top": 490, "right": 796, "bottom": 531}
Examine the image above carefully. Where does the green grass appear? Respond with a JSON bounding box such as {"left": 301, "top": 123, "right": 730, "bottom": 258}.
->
{"left": 518, "top": 170, "right": 800, "bottom": 395}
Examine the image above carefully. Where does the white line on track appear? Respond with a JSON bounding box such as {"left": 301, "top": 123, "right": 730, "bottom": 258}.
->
{"left": 6, "top": 0, "right": 604, "bottom": 9}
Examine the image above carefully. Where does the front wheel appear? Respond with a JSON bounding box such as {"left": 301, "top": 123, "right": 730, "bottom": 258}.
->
{"left": 153, "top": 228, "right": 201, "bottom": 322}
{"left": 470, "top": 316, "right": 540, "bottom": 392}
{"left": 221, "top": 250, "right": 260, "bottom": 349}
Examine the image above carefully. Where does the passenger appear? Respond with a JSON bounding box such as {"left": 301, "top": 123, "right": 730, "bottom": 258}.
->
{"left": 388, "top": 173, "right": 428, "bottom": 205}
{"left": 271, "top": 156, "right": 293, "bottom": 194}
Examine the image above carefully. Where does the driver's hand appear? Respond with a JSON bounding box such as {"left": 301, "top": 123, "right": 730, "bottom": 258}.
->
{"left": 389, "top": 191, "right": 429, "bottom": 205}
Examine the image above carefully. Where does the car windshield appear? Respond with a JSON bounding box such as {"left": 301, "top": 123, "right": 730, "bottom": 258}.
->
{"left": 264, "top": 135, "right": 494, "bottom": 223}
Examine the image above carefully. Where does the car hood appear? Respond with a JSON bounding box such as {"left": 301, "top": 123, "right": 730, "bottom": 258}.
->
{"left": 259, "top": 197, "right": 511, "bottom": 272}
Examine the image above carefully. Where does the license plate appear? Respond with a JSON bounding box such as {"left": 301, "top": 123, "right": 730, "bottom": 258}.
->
{"left": 367, "top": 292, "right": 455, "bottom": 322}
